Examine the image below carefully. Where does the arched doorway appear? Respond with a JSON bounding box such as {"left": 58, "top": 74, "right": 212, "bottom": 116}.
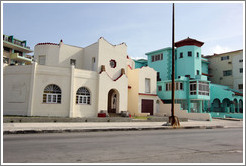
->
{"left": 212, "top": 98, "right": 221, "bottom": 112}
{"left": 222, "top": 98, "right": 230, "bottom": 113}
{"left": 239, "top": 99, "right": 243, "bottom": 113}
{"left": 108, "top": 89, "right": 119, "bottom": 113}
{"left": 233, "top": 99, "right": 238, "bottom": 113}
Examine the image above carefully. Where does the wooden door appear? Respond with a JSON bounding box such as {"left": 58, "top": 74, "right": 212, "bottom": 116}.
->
{"left": 141, "top": 99, "right": 153, "bottom": 115}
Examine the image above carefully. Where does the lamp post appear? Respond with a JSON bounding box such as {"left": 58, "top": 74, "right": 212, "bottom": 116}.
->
{"left": 170, "top": 3, "right": 180, "bottom": 127}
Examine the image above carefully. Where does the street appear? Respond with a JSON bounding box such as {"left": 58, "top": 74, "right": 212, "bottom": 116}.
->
{"left": 3, "top": 128, "right": 243, "bottom": 163}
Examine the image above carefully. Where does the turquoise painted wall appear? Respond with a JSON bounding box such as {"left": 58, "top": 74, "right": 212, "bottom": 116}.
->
{"left": 144, "top": 41, "right": 242, "bottom": 115}
{"left": 146, "top": 47, "right": 173, "bottom": 81}
{"left": 201, "top": 59, "right": 209, "bottom": 74}
{"left": 157, "top": 79, "right": 187, "bottom": 100}
{"left": 134, "top": 59, "right": 147, "bottom": 68}
{"left": 210, "top": 84, "right": 242, "bottom": 102}
{"left": 157, "top": 77, "right": 210, "bottom": 101}
{"left": 176, "top": 45, "right": 202, "bottom": 78}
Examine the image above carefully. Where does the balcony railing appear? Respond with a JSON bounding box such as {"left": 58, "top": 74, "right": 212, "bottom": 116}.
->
{"left": 3, "top": 35, "right": 31, "bottom": 49}
{"left": 10, "top": 53, "right": 32, "bottom": 63}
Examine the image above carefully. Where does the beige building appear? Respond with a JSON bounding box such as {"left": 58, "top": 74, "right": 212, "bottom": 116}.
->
{"left": 206, "top": 49, "right": 243, "bottom": 92}
{"left": 3, "top": 34, "right": 33, "bottom": 65}
{"left": 3, "top": 37, "right": 159, "bottom": 117}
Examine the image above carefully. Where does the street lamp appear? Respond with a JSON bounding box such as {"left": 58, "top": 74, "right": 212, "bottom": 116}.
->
{"left": 170, "top": 3, "right": 180, "bottom": 127}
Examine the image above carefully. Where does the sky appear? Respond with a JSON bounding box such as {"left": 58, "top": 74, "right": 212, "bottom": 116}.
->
{"left": 2, "top": 2, "right": 244, "bottom": 59}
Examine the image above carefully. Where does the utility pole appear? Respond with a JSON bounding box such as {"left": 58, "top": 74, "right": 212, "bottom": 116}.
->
{"left": 170, "top": 3, "right": 180, "bottom": 127}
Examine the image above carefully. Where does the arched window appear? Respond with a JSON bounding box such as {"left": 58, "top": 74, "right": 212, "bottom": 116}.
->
{"left": 43, "top": 84, "right": 61, "bottom": 103}
{"left": 76, "top": 87, "right": 90, "bottom": 104}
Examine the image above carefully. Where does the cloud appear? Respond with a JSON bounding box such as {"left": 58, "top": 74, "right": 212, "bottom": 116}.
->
{"left": 131, "top": 56, "right": 147, "bottom": 60}
{"left": 211, "top": 45, "right": 231, "bottom": 54}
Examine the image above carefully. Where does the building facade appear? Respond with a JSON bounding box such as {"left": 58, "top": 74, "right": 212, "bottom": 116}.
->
{"left": 135, "top": 37, "right": 243, "bottom": 117}
{"left": 3, "top": 34, "right": 33, "bottom": 65}
{"left": 3, "top": 37, "right": 159, "bottom": 117}
{"left": 206, "top": 49, "right": 243, "bottom": 92}
{"left": 144, "top": 38, "right": 210, "bottom": 113}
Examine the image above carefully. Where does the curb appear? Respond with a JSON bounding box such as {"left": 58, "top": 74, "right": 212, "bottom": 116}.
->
{"left": 3, "top": 125, "right": 226, "bottom": 135}
{"left": 213, "top": 117, "right": 243, "bottom": 121}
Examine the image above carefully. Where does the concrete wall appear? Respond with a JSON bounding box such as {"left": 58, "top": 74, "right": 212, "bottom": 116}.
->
{"left": 157, "top": 100, "right": 211, "bottom": 121}
{"left": 3, "top": 65, "right": 32, "bottom": 115}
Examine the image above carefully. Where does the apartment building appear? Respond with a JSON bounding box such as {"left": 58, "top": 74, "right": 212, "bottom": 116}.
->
{"left": 206, "top": 49, "right": 243, "bottom": 92}
{"left": 3, "top": 34, "right": 33, "bottom": 65}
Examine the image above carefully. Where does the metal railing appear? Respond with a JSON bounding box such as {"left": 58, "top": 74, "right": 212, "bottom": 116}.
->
{"left": 3, "top": 35, "right": 31, "bottom": 49}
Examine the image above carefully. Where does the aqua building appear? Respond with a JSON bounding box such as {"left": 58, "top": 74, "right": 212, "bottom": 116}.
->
{"left": 135, "top": 37, "right": 243, "bottom": 117}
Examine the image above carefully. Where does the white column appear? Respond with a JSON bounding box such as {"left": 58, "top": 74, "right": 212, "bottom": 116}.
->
{"left": 69, "top": 65, "right": 75, "bottom": 117}
{"left": 27, "top": 62, "right": 37, "bottom": 116}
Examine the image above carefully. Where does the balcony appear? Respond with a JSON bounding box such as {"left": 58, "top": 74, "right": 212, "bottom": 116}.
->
{"left": 10, "top": 53, "right": 32, "bottom": 64}
{"left": 3, "top": 35, "right": 32, "bottom": 53}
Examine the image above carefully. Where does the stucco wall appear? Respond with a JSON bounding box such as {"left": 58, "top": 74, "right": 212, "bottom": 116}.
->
{"left": 73, "top": 69, "right": 98, "bottom": 117}
{"left": 83, "top": 42, "right": 99, "bottom": 71}
{"left": 147, "top": 48, "right": 172, "bottom": 81}
{"left": 97, "top": 38, "right": 128, "bottom": 113}
{"left": 138, "top": 95, "right": 158, "bottom": 115}
{"left": 3, "top": 65, "right": 32, "bottom": 115}
{"left": 59, "top": 43, "right": 84, "bottom": 69}
{"left": 98, "top": 72, "right": 128, "bottom": 113}
{"left": 138, "top": 66, "right": 157, "bottom": 94}
{"left": 34, "top": 42, "right": 84, "bottom": 69}
{"left": 127, "top": 66, "right": 158, "bottom": 116}
{"left": 31, "top": 65, "right": 71, "bottom": 117}
{"left": 176, "top": 45, "right": 201, "bottom": 79}
{"left": 210, "top": 83, "right": 242, "bottom": 102}
{"left": 98, "top": 38, "right": 127, "bottom": 80}
{"left": 34, "top": 44, "right": 60, "bottom": 67}
{"left": 127, "top": 67, "right": 139, "bottom": 116}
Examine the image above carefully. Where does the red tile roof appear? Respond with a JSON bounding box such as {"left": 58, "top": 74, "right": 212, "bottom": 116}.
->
{"left": 36, "top": 42, "right": 58, "bottom": 46}
{"left": 175, "top": 37, "right": 204, "bottom": 48}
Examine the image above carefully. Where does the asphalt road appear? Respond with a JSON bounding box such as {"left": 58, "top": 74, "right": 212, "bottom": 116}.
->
{"left": 3, "top": 128, "right": 243, "bottom": 163}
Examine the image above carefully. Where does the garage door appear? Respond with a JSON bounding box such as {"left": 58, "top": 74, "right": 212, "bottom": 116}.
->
{"left": 141, "top": 99, "right": 153, "bottom": 115}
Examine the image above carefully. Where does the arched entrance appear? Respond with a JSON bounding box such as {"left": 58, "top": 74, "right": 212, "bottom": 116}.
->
{"left": 239, "top": 99, "right": 243, "bottom": 113}
{"left": 212, "top": 98, "right": 221, "bottom": 112}
{"left": 108, "top": 89, "right": 119, "bottom": 113}
{"left": 222, "top": 98, "right": 230, "bottom": 113}
{"left": 233, "top": 99, "right": 238, "bottom": 113}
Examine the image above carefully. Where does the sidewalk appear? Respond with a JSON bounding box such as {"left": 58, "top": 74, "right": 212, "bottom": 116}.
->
{"left": 3, "top": 118, "right": 243, "bottom": 134}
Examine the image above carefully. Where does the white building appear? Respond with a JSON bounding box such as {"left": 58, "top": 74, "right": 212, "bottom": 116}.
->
{"left": 207, "top": 49, "right": 243, "bottom": 92}
{"left": 3, "top": 37, "right": 159, "bottom": 117}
